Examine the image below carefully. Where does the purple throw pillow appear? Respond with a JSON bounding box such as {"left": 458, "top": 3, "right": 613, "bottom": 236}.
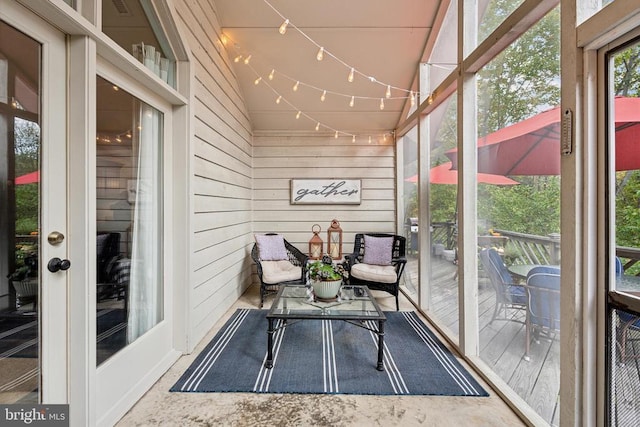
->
{"left": 255, "top": 234, "right": 288, "bottom": 261}
{"left": 362, "top": 235, "right": 393, "bottom": 265}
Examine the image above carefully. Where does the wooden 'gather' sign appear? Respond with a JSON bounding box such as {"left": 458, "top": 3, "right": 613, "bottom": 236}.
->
{"left": 290, "top": 179, "right": 361, "bottom": 204}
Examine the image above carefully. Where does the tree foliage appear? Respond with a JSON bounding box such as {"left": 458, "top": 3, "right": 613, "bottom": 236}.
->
{"left": 427, "top": 7, "right": 562, "bottom": 237}
{"left": 13, "top": 118, "right": 39, "bottom": 234}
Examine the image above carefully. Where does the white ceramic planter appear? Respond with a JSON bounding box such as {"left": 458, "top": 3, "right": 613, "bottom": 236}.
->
{"left": 312, "top": 279, "right": 342, "bottom": 299}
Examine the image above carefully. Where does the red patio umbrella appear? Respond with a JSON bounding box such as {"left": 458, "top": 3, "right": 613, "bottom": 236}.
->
{"left": 15, "top": 171, "right": 39, "bottom": 185}
{"left": 445, "top": 96, "right": 640, "bottom": 175}
{"left": 405, "top": 162, "right": 518, "bottom": 185}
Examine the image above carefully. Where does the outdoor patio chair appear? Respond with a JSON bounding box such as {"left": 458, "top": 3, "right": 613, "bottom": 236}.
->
{"left": 344, "top": 233, "right": 407, "bottom": 311}
{"left": 479, "top": 248, "right": 527, "bottom": 324}
{"left": 252, "top": 233, "right": 308, "bottom": 308}
{"left": 524, "top": 265, "right": 561, "bottom": 361}
{"left": 614, "top": 257, "right": 640, "bottom": 363}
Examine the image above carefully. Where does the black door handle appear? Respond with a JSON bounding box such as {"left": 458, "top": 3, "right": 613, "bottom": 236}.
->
{"left": 47, "top": 257, "right": 71, "bottom": 273}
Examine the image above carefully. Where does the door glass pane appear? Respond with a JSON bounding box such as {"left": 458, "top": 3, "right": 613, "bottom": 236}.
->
{"left": 475, "top": 8, "right": 560, "bottom": 424}
{"left": 96, "top": 76, "right": 164, "bottom": 365}
{"left": 0, "top": 21, "right": 40, "bottom": 404}
{"left": 608, "top": 38, "right": 640, "bottom": 426}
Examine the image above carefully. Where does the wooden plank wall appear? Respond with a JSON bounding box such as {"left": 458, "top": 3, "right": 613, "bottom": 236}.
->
{"left": 96, "top": 144, "right": 133, "bottom": 256}
{"left": 253, "top": 134, "right": 397, "bottom": 259}
{"left": 174, "top": 0, "right": 254, "bottom": 345}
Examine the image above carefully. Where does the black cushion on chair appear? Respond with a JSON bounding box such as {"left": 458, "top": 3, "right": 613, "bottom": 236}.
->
{"left": 97, "top": 232, "right": 120, "bottom": 283}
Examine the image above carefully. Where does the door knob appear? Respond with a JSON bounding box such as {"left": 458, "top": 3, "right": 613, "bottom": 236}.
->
{"left": 47, "top": 257, "right": 71, "bottom": 273}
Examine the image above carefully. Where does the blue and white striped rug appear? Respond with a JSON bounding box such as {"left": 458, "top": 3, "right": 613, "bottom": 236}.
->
{"left": 171, "top": 309, "right": 488, "bottom": 396}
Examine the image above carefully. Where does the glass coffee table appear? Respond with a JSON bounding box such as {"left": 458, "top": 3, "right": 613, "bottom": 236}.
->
{"left": 265, "top": 284, "right": 387, "bottom": 371}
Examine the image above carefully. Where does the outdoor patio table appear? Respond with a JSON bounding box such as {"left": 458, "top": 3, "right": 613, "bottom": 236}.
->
{"left": 508, "top": 264, "right": 560, "bottom": 281}
{"left": 265, "top": 284, "right": 387, "bottom": 371}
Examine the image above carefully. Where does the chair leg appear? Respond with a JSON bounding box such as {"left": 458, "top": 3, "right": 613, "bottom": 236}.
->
{"left": 524, "top": 316, "right": 531, "bottom": 362}
{"left": 260, "top": 284, "right": 265, "bottom": 308}
{"left": 395, "top": 293, "right": 399, "bottom": 311}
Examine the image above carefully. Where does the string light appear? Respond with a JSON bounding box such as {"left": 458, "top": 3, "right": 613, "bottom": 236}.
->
{"left": 427, "top": 93, "right": 434, "bottom": 105}
{"left": 347, "top": 67, "right": 355, "bottom": 83}
{"left": 278, "top": 19, "right": 289, "bottom": 35}
{"left": 254, "top": 77, "right": 262, "bottom": 85}
{"left": 379, "top": 98, "right": 385, "bottom": 110}
{"left": 223, "top": 32, "right": 422, "bottom": 108}
{"left": 410, "top": 91, "right": 415, "bottom": 107}
{"left": 368, "top": 136, "right": 372, "bottom": 144}
{"left": 234, "top": 55, "right": 242, "bottom": 63}
{"left": 222, "top": 34, "right": 397, "bottom": 145}
{"left": 316, "top": 47, "right": 324, "bottom": 61}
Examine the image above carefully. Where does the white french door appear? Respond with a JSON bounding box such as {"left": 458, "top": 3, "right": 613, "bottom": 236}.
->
{"left": 0, "top": 2, "right": 68, "bottom": 403}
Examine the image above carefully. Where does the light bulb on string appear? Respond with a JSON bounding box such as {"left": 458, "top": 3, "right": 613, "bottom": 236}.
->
{"left": 320, "top": 90, "right": 326, "bottom": 102}
{"left": 316, "top": 47, "right": 324, "bottom": 61}
{"left": 296, "top": 111, "right": 301, "bottom": 119}
{"left": 410, "top": 91, "right": 415, "bottom": 107}
{"left": 379, "top": 98, "right": 385, "bottom": 110}
{"left": 268, "top": 69, "right": 275, "bottom": 80}
{"left": 368, "top": 136, "right": 372, "bottom": 144}
{"left": 293, "top": 81, "right": 299, "bottom": 91}
{"left": 275, "top": 95, "right": 282, "bottom": 104}
{"left": 352, "top": 135, "right": 356, "bottom": 143}
{"left": 348, "top": 68, "right": 355, "bottom": 83}
{"left": 315, "top": 122, "right": 320, "bottom": 131}
{"left": 233, "top": 55, "right": 242, "bottom": 63}
{"left": 385, "top": 85, "right": 391, "bottom": 99}
{"left": 278, "top": 19, "right": 289, "bottom": 35}
{"left": 349, "top": 96, "right": 355, "bottom": 107}
{"left": 254, "top": 77, "right": 262, "bottom": 85}
{"left": 243, "top": 55, "right": 252, "bottom": 64}
{"left": 334, "top": 131, "right": 339, "bottom": 139}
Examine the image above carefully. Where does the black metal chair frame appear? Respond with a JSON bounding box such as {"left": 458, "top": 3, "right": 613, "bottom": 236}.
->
{"left": 251, "top": 234, "right": 309, "bottom": 308}
{"left": 344, "top": 233, "right": 407, "bottom": 311}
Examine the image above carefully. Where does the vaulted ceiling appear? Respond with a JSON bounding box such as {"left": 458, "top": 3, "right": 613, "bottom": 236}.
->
{"left": 215, "top": 0, "right": 446, "bottom": 139}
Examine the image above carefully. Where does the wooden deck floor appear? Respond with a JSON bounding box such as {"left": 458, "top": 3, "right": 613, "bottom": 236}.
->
{"left": 402, "top": 255, "right": 640, "bottom": 426}
{"left": 402, "top": 255, "right": 560, "bottom": 426}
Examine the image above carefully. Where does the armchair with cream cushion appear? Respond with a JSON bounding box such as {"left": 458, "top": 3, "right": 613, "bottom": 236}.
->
{"left": 344, "top": 233, "right": 407, "bottom": 310}
{"left": 251, "top": 233, "right": 308, "bottom": 307}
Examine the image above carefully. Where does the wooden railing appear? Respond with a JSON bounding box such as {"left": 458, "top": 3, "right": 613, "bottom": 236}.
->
{"left": 493, "top": 229, "right": 561, "bottom": 266}
{"left": 617, "top": 246, "right": 640, "bottom": 275}
{"left": 430, "top": 222, "right": 457, "bottom": 250}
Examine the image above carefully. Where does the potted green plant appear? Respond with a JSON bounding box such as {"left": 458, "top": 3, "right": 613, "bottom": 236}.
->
{"left": 308, "top": 255, "right": 347, "bottom": 300}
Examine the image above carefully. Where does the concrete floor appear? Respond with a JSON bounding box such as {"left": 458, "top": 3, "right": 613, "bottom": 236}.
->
{"left": 116, "top": 286, "right": 526, "bottom": 426}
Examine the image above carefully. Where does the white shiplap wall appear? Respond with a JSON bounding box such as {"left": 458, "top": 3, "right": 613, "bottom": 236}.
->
{"left": 175, "top": 0, "right": 254, "bottom": 346}
{"left": 174, "top": 1, "right": 397, "bottom": 347}
{"left": 253, "top": 134, "right": 397, "bottom": 260}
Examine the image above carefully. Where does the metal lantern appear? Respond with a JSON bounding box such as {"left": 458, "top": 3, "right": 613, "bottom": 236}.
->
{"left": 327, "top": 219, "right": 343, "bottom": 260}
{"left": 309, "top": 224, "right": 323, "bottom": 260}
